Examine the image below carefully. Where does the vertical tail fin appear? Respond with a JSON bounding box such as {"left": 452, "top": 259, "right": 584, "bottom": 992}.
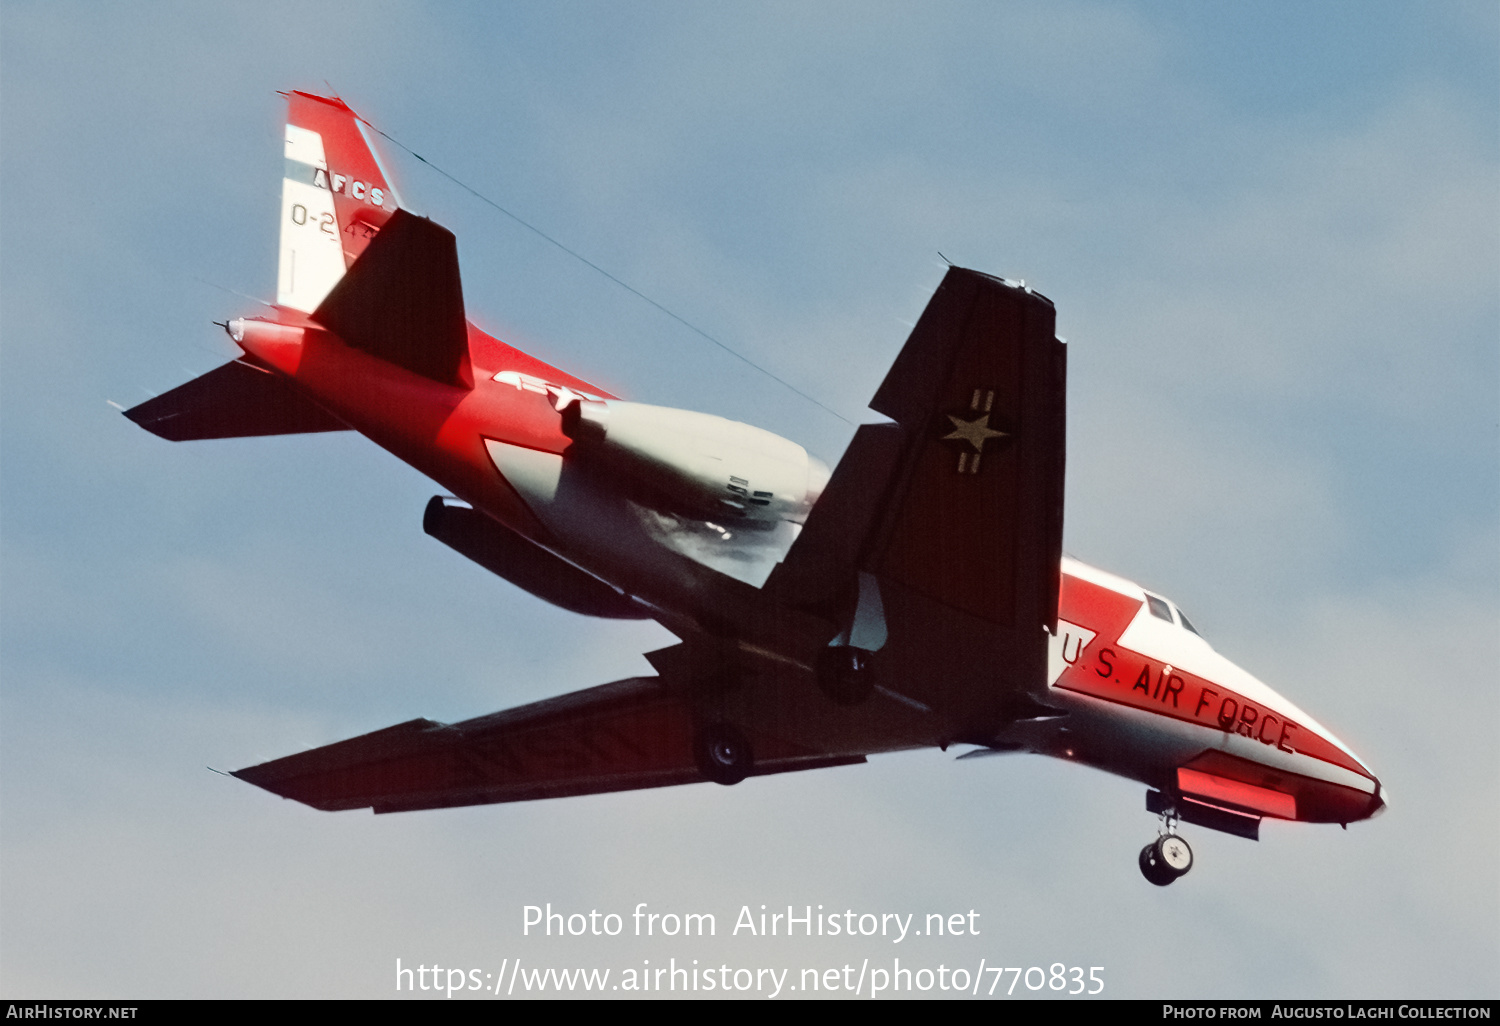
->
{"left": 277, "top": 91, "right": 402, "bottom": 313}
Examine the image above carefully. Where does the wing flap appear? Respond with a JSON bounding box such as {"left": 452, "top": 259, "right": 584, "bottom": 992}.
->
{"left": 764, "top": 423, "right": 904, "bottom": 615}
{"left": 124, "top": 359, "right": 349, "bottom": 441}
{"left": 232, "top": 677, "right": 863, "bottom": 813}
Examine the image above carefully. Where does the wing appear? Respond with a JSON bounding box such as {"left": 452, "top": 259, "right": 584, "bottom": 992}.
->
{"left": 232, "top": 677, "right": 862, "bottom": 813}
{"left": 768, "top": 268, "right": 1066, "bottom": 740}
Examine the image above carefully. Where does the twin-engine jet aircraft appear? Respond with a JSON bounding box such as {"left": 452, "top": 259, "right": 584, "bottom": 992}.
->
{"left": 126, "top": 91, "right": 1385, "bottom": 884}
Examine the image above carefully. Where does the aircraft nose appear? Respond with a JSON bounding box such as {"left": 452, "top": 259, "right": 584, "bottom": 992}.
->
{"left": 1367, "top": 779, "right": 1389, "bottom": 819}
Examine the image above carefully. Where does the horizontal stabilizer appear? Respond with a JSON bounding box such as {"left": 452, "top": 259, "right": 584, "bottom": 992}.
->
{"left": 232, "top": 677, "right": 863, "bottom": 812}
{"left": 124, "top": 360, "right": 348, "bottom": 441}
{"left": 311, "top": 208, "right": 473, "bottom": 388}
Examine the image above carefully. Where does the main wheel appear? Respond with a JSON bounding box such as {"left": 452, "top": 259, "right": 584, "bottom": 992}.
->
{"left": 694, "top": 723, "right": 753, "bottom": 785}
{"left": 1155, "top": 834, "right": 1193, "bottom": 877}
{"left": 817, "top": 646, "right": 874, "bottom": 705}
{"left": 1139, "top": 843, "right": 1178, "bottom": 886}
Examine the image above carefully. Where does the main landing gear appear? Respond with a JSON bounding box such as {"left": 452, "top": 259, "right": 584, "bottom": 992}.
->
{"left": 1139, "top": 811, "right": 1194, "bottom": 886}
{"left": 694, "top": 723, "right": 753, "bottom": 785}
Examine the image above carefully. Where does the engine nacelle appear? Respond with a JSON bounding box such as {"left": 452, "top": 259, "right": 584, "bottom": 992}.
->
{"left": 423, "top": 496, "right": 646, "bottom": 619}
{"left": 562, "top": 400, "right": 829, "bottom": 524}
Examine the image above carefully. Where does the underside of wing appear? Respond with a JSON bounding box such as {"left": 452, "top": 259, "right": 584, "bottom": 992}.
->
{"left": 866, "top": 269, "right": 1066, "bottom": 635}
{"left": 767, "top": 268, "right": 1066, "bottom": 740}
{"left": 232, "top": 677, "right": 863, "bottom": 813}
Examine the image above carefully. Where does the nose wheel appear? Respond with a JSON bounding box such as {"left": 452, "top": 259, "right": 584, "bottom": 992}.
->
{"left": 1139, "top": 833, "right": 1193, "bottom": 885}
{"left": 1139, "top": 803, "right": 1194, "bottom": 885}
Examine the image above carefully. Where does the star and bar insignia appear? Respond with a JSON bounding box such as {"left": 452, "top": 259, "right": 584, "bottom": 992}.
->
{"left": 941, "top": 388, "right": 1011, "bottom": 474}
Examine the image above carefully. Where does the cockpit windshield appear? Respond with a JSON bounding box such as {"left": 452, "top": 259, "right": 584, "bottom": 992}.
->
{"left": 1144, "top": 592, "right": 1207, "bottom": 640}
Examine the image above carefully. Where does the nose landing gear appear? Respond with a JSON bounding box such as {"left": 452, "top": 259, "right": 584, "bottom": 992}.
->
{"left": 1140, "top": 809, "right": 1194, "bottom": 886}
{"left": 1139, "top": 834, "right": 1193, "bottom": 885}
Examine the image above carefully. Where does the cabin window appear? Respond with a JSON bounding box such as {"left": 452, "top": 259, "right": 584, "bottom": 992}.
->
{"left": 1145, "top": 594, "right": 1173, "bottom": 622}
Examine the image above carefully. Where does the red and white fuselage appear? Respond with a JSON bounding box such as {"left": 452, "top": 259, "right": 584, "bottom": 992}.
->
{"left": 1041, "top": 559, "right": 1384, "bottom": 827}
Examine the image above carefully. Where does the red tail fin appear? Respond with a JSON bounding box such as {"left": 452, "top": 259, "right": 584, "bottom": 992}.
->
{"left": 277, "top": 91, "right": 401, "bottom": 312}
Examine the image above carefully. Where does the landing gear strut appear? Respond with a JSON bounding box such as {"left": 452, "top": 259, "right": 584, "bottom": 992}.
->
{"left": 817, "top": 646, "right": 874, "bottom": 705}
{"left": 1139, "top": 810, "right": 1193, "bottom": 886}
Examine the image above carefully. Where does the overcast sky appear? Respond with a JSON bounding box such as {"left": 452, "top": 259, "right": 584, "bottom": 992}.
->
{"left": 2, "top": 0, "right": 1496, "bottom": 1000}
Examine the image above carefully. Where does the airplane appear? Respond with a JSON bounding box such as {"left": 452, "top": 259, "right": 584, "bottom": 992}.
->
{"left": 124, "top": 90, "right": 1386, "bottom": 885}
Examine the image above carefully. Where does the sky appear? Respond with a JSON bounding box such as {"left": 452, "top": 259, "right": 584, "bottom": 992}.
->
{"left": 2, "top": 0, "right": 1496, "bottom": 1001}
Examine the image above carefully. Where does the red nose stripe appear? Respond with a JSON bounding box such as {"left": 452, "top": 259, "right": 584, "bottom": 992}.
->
{"left": 1178, "top": 767, "right": 1296, "bottom": 819}
{"left": 1057, "top": 574, "right": 1370, "bottom": 780}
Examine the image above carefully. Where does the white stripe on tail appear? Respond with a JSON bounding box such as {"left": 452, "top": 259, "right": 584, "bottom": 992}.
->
{"left": 277, "top": 125, "right": 345, "bottom": 312}
{"left": 275, "top": 92, "right": 401, "bottom": 313}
